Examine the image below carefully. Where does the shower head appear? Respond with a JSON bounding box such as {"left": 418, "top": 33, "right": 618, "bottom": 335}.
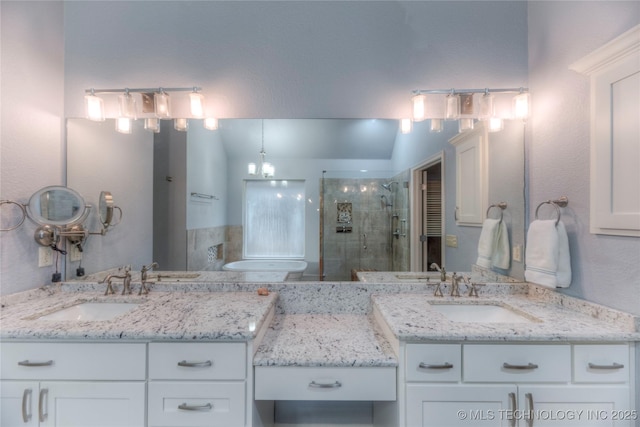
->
{"left": 381, "top": 181, "right": 398, "bottom": 191}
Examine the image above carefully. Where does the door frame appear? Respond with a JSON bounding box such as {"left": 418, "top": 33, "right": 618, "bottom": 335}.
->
{"left": 410, "top": 151, "right": 445, "bottom": 272}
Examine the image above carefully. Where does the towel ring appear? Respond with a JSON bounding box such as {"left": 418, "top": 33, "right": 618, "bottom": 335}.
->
{"left": 535, "top": 196, "right": 569, "bottom": 226}
{"left": 486, "top": 202, "right": 507, "bottom": 222}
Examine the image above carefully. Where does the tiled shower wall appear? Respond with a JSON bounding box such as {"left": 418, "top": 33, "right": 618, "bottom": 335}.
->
{"left": 186, "top": 226, "right": 227, "bottom": 271}
{"left": 322, "top": 174, "right": 410, "bottom": 281}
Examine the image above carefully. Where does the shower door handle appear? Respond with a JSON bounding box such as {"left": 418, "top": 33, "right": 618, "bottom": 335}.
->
{"left": 362, "top": 233, "right": 367, "bottom": 250}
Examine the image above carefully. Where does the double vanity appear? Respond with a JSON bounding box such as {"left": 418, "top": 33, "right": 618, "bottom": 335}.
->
{"left": 1, "top": 274, "right": 638, "bottom": 426}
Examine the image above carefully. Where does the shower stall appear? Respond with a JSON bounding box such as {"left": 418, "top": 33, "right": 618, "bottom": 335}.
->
{"left": 320, "top": 171, "right": 410, "bottom": 281}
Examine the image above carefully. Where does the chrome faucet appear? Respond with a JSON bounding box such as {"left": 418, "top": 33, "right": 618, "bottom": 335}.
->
{"left": 139, "top": 262, "right": 159, "bottom": 295}
{"left": 100, "top": 265, "right": 131, "bottom": 295}
{"left": 121, "top": 265, "right": 132, "bottom": 295}
{"left": 450, "top": 272, "right": 461, "bottom": 297}
{"left": 429, "top": 262, "right": 447, "bottom": 282}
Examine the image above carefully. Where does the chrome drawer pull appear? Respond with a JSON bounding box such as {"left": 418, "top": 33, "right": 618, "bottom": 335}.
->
{"left": 419, "top": 362, "right": 454, "bottom": 370}
{"left": 38, "top": 388, "right": 48, "bottom": 422}
{"left": 588, "top": 362, "right": 624, "bottom": 370}
{"left": 525, "top": 393, "right": 534, "bottom": 427}
{"left": 177, "top": 360, "right": 212, "bottom": 368}
{"left": 21, "top": 388, "right": 32, "bottom": 422}
{"left": 503, "top": 362, "right": 538, "bottom": 370}
{"left": 178, "top": 403, "right": 213, "bottom": 411}
{"left": 18, "top": 360, "right": 54, "bottom": 367}
{"left": 309, "top": 381, "right": 342, "bottom": 389}
{"left": 508, "top": 392, "right": 517, "bottom": 427}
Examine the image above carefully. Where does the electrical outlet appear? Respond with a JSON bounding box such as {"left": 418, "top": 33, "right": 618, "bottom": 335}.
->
{"left": 38, "top": 247, "right": 53, "bottom": 267}
{"left": 513, "top": 244, "right": 523, "bottom": 263}
{"left": 69, "top": 245, "right": 83, "bottom": 262}
{"left": 445, "top": 234, "right": 458, "bottom": 248}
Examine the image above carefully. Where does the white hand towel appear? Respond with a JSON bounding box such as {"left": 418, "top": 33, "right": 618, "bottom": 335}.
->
{"left": 525, "top": 219, "right": 571, "bottom": 288}
{"left": 476, "top": 219, "right": 511, "bottom": 270}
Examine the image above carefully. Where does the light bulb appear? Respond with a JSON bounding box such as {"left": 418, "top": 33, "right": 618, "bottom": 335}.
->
{"left": 189, "top": 92, "right": 205, "bottom": 118}
{"left": 85, "top": 93, "right": 105, "bottom": 121}
{"left": 204, "top": 117, "right": 218, "bottom": 130}
{"left": 115, "top": 117, "right": 132, "bottom": 134}
{"left": 411, "top": 94, "right": 426, "bottom": 122}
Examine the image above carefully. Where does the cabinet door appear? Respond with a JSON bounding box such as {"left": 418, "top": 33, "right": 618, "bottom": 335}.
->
{"left": 518, "top": 385, "right": 632, "bottom": 427}
{"left": 39, "top": 382, "right": 145, "bottom": 427}
{"left": 1, "top": 381, "right": 39, "bottom": 427}
{"left": 406, "top": 384, "right": 515, "bottom": 426}
{"left": 450, "top": 126, "right": 487, "bottom": 226}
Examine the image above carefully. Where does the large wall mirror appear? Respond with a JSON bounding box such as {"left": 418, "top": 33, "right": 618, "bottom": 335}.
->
{"left": 66, "top": 117, "right": 525, "bottom": 282}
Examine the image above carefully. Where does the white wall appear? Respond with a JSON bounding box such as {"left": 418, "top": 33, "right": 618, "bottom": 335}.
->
{"left": 0, "top": 1, "right": 65, "bottom": 294}
{"left": 528, "top": 1, "right": 640, "bottom": 315}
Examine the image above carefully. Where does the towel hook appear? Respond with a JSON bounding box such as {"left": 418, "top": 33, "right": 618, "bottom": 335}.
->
{"left": 486, "top": 202, "right": 507, "bottom": 222}
{"left": 535, "top": 196, "right": 569, "bottom": 226}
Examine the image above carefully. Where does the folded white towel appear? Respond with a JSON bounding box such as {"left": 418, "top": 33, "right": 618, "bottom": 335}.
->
{"left": 525, "top": 219, "right": 571, "bottom": 288}
{"left": 476, "top": 218, "right": 510, "bottom": 270}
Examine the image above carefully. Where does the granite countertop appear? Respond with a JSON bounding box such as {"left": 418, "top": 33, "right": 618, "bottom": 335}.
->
{"left": 372, "top": 286, "right": 640, "bottom": 343}
{"left": 253, "top": 314, "right": 398, "bottom": 367}
{"left": 0, "top": 286, "right": 277, "bottom": 341}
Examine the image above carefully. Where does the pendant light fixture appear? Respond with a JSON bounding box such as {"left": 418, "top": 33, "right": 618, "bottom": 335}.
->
{"left": 248, "top": 120, "right": 275, "bottom": 178}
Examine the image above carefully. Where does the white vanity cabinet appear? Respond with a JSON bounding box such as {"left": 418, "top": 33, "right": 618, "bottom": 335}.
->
{"left": 404, "top": 343, "right": 635, "bottom": 427}
{"left": 147, "top": 342, "right": 248, "bottom": 427}
{"left": 0, "top": 342, "right": 146, "bottom": 427}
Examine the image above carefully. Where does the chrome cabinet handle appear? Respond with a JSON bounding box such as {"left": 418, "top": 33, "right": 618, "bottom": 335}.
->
{"left": 177, "top": 360, "right": 212, "bottom": 368}
{"left": 309, "top": 381, "right": 342, "bottom": 389}
{"left": 503, "top": 362, "right": 538, "bottom": 370}
{"left": 38, "top": 388, "right": 48, "bottom": 422}
{"left": 419, "top": 362, "right": 453, "bottom": 370}
{"left": 18, "top": 360, "right": 54, "bottom": 367}
{"left": 508, "top": 392, "right": 517, "bottom": 427}
{"left": 588, "top": 362, "right": 624, "bottom": 370}
{"left": 21, "top": 388, "right": 32, "bottom": 422}
{"left": 178, "top": 402, "right": 213, "bottom": 411}
{"left": 525, "top": 392, "right": 534, "bottom": 427}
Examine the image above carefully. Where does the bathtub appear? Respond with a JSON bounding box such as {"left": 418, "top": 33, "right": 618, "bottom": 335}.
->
{"left": 222, "top": 260, "right": 308, "bottom": 280}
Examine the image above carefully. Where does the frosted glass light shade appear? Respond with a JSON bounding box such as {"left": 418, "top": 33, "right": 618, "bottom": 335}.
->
{"left": 458, "top": 118, "right": 474, "bottom": 133}
{"left": 144, "top": 118, "right": 160, "bottom": 133}
{"left": 174, "top": 118, "right": 188, "bottom": 131}
{"left": 512, "top": 92, "right": 530, "bottom": 119}
{"left": 248, "top": 163, "right": 257, "bottom": 175}
{"left": 204, "top": 117, "right": 218, "bottom": 130}
{"left": 115, "top": 117, "right": 132, "bottom": 134}
{"left": 430, "top": 118, "right": 443, "bottom": 133}
{"left": 412, "top": 94, "right": 426, "bottom": 122}
{"left": 445, "top": 94, "right": 459, "bottom": 120}
{"left": 262, "top": 162, "right": 275, "bottom": 177}
{"left": 189, "top": 92, "right": 205, "bottom": 118}
{"left": 118, "top": 92, "right": 137, "bottom": 118}
{"left": 400, "top": 118, "right": 412, "bottom": 134}
{"left": 154, "top": 91, "right": 171, "bottom": 118}
{"left": 85, "top": 94, "right": 105, "bottom": 121}
{"left": 478, "top": 93, "right": 494, "bottom": 121}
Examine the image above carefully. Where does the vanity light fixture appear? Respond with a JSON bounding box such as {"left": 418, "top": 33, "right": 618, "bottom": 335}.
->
{"left": 144, "top": 118, "right": 161, "bottom": 133}
{"left": 83, "top": 86, "right": 202, "bottom": 121}
{"left": 409, "top": 87, "right": 530, "bottom": 131}
{"left": 248, "top": 120, "right": 275, "bottom": 178}
{"left": 115, "top": 117, "right": 133, "bottom": 134}
{"left": 204, "top": 117, "right": 219, "bottom": 130}
{"left": 85, "top": 89, "right": 105, "bottom": 121}
{"left": 174, "top": 118, "right": 188, "bottom": 132}
{"left": 400, "top": 118, "right": 413, "bottom": 134}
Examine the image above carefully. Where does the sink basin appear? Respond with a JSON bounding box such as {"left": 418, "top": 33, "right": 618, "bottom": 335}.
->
{"left": 38, "top": 302, "right": 140, "bottom": 321}
{"left": 428, "top": 303, "right": 536, "bottom": 323}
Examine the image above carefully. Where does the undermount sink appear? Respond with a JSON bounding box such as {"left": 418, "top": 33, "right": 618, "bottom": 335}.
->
{"left": 38, "top": 302, "right": 140, "bottom": 321}
{"left": 428, "top": 302, "right": 537, "bottom": 323}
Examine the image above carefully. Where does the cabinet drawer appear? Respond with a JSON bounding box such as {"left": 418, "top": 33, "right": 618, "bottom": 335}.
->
{"left": 148, "top": 381, "right": 245, "bottom": 427}
{"left": 149, "top": 342, "right": 246, "bottom": 380}
{"left": 463, "top": 344, "right": 571, "bottom": 383}
{"left": 254, "top": 366, "right": 396, "bottom": 401}
{"left": 573, "top": 344, "right": 630, "bottom": 383}
{"left": 0, "top": 342, "right": 146, "bottom": 380}
{"left": 405, "top": 344, "right": 461, "bottom": 382}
